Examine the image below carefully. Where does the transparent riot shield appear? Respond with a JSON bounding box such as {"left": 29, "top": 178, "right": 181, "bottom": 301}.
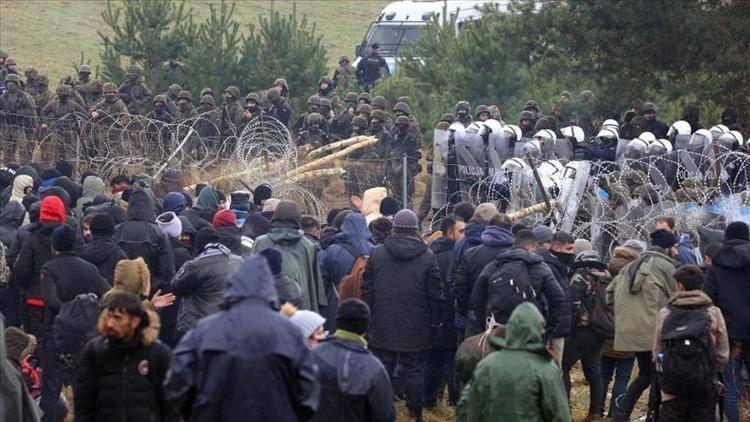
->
{"left": 673, "top": 134, "right": 692, "bottom": 151}
{"left": 550, "top": 137, "right": 574, "bottom": 161}
{"left": 454, "top": 130, "right": 486, "bottom": 179}
{"left": 556, "top": 160, "right": 592, "bottom": 233}
{"left": 431, "top": 129, "right": 450, "bottom": 209}
{"left": 513, "top": 138, "right": 541, "bottom": 159}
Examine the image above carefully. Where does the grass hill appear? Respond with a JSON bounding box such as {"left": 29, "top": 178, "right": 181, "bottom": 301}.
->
{"left": 0, "top": 0, "right": 389, "bottom": 83}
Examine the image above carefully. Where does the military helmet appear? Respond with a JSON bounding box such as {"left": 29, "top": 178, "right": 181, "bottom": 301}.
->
{"left": 273, "top": 78, "right": 288, "bottom": 89}
{"left": 56, "top": 84, "right": 72, "bottom": 96}
{"left": 641, "top": 102, "right": 657, "bottom": 114}
{"left": 345, "top": 92, "right": 358, "bottom": 104}
{"left": 319, "top": 75, "right": 333, "bottom": 86}
{"left": 393, "top": 101, "right": 411, "bottom": 115}
{"left": 372, "top": 95, "right": 387, "bottom": 110}
{"left": 307, "top": 95, "right": 321, "bottom": 106}
{"left": 339, "top": 56, "right": 349, "bottom": 64}
{"left": 371, "top": 109, "right": 387, "bottom": 122}
{"left": 24, "top": 66, "right": 37, "bottom": 78}
{"left": 356, "top": 103, "right": 372, "bottom": 116}
{"left": 126, "top": 65, "right": 141, "bottom": 76}
{"left": 102, "top": 82, "right": 117, "bottom": 93}
{"left": 224, "top": 86, "right": 240, "bottom": 99}
{"left": 319, "top": 98, "right": 332, "bottom": 110}
{"left": 265, "top": 87, "right": 281, "bottom": 104}
{"left": 200, "top": 94, "right": 215, "bottom": 106}
{"left": 396, "top": 96, "right": 411, "bottom": 105}
{"left": 38, "top": 75, "right": 49, "bottom": 87}
{"left": 169, "top": 84, "right": 182, "bottom": 95}
{"left": 395, "top": 115, "right": 410, "bottom": 126}
{"left": 306, "top": 112, "right": 323, "bottom": 126}
{"left": 560, "top": 90, "right": 571, "bottom": 99}
{"left": 5, "top": 73, "right": 20, "bottom": 84}
{"left": 519, "top": 110, "right": 534, "bottom": 121}
{"left": 440, "top": 113, "right": 456, "bottom": 123}
{"left": 523, "top": 100, "right": 539, "bottom": 111}
{"left": 60, "top": 75, "right": 75, "bottom": 86}
{"left": 90, "top": 80, "right": 103, "bottom": 92}
{"left": 579, "top": 90, "right": 594, "bottom": 100}
{"left": 455, "top": 101, "right": 470, "bottom": 112}
{"left": 177, "top": 90, "right": 191, "bottom": 101}
{"left": 5, "top": 57, "right": 17, "bottom": 66}
{"left": 474, "top": 105, "right": 490, "bottom": 118}
{"left": 153, "top": 94, "right": 167, "bottom": 104}
{"left": 79, "top": 64, "right": 91, "bottom": 74}
{"left": 245, "top": 92, "right": 261, "bottom": 104}
{"left": 200, "top": 87, "right": 214, "bottom": 98}
{"left": 351, "top": 116, "right": 368, "bottom": 129}
{"left": 358, "top": 92, "right": 372, "bottom": 104}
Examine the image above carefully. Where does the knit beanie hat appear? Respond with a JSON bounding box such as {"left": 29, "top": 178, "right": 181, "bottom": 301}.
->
{"left": 623, "top": 239, "right": 647, "bottom": 253}
{"left": 332, "top": 209, "right": 353, "bottom": 230}
{"left": 392, "top": 209, "right": 419, "bottom": 231}
{"left": 55, "top": 160, "right": 74, "bottom": 178}
{"left": 253, "top": 182, "right": 272, "bottom": 206}
{"left": 290, "top": 310, "right": 326, "bottom": 339}
{"left": 163, "top": 192, "right": 188, "bottom": 214}
{"left": 270, "top": 201, "right": 301, "bottom": 229}
{"left": 725, "top": 221, "right": 750, "bottom": 241}
{"left": 262, "top": 198, "right": 281, "bottom": 213}
{"left": 258, "top": 248, "right": 283, "bottom": 275}
{"left": 40, "top": 195, "right": 66, "bottom": 223}
{"left": 472, "top": 202, "right": 499, "bottom": 224}
{"left": 90, "top": 213, "right": 115, "bottom": 236}
{"left": 336, "top": 298, "right": 371, "bottom": 335}
{"left": 4, "top": 326, "right": 36, "bottom": 363}
{"left": 650, "top": 229, "right": 678, "bottom": 249}
{"left": 157, "top": 211, "right": 182, "bottom": 239}
{"left": 212, "top": 209, "right": 238, "bottom": 228}
{"left": 51, "top": 224, "right": 76, "bottom": 252}
{"left": 112, "top": 257, "right": 151, "bottom": 297}
{"left": 572, "top": 250, "right": 607, "bottom": 271}
{"left": 532, "top": 225, "right": 554, "bottom": 243}
{"left": 574, "top": 239, "right": 593, "bottom": 254}
{"left": 195, "top": 227, "right": 221, "bottom": 253}
{"left": 379, "top": 197, "right": 399, "bottom": 217}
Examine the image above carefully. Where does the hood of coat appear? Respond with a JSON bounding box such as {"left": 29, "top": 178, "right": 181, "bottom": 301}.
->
{"left": 361, "top": 186, "right": 387, "bottom": 219}
{"left": 270, "top": 200, "right": 301, "bottom": 229}
{"left": 224, "top": 255, "right": 279, "bottom": 308}
{"left": 608, "top": 246, "right": 640, "bottom": 275}
{"left": 712, "top": 239, "right": 750, "bottom": 271}
{"left": 52, "top": 176, "right": 81, "bottom": 209}
{"left": 267, "top": 226, "right": 304, "bottom": 244}
{"left": 81, "top": 176, "right": 105, "bottom": 200}
{"left": 126, "top": 189, "right": 156, "bottom": 222}
{"left": 626, "top": 248, "right": 676, "bottom": 294}
{"left": 384, "top": 235, "right": 427, "bottom": 260}
{"left": 111, "top": 257, "right": 151, "bottom": 297}
{"left": 334, "top": 213, "right": 373, "bottom": 254}
{"left": 667, "top": 289, "right": 712, "bottom": 307}
{"left": 0, "top": 200, "right": 25, "bottom": 228}
{"left": 163, "top": 192, "right": 187, "bottom": 215}
{"left": 464, "top": 223, "right": 485, "bottom": 247}
{"left": 496, "top": 247, "right": 544, "bottom": 266}
{"left": 79, "top": 237, "right": 121, "bottom": 265}
{"left": 480, "top": 225, "right": 514, "bottom": 248}
{"left": 489, "top": 302, "right": 547, "bottom": 354}
{"left": 10, "top": 174, "right": 33, "bottom": 202}
{"left": 195, "top": 185, "right": 219, "bottom": 212}
{"left": 429, "top": 236, "right": 455, "bottom": 255}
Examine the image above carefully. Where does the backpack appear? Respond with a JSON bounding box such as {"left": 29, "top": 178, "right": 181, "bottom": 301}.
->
{"left": 53, "top": 293, "right": 101, "bottom": 368}
{"left": 486, "top": 259, "right": 537, "bottom": 323}
{"left": 339, "top": 256, "right": 369, "bottom": 300}
{"left": 0, "top": 241, "right": 9, "bottom": 287}
{"left": 589, "top": 276, "right": 615, "bottom": 339}
{"left": 657, "top": 304, "right": 716, "bottom": 397}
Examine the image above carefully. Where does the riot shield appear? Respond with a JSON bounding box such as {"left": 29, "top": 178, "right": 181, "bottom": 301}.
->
{"left": 550, "top": 138, "right": 574, "bottom": 161}
{"left": 431, "top": 129, "right": 450, "bottom": 209}
{"left": 513, "top": 138, "right": 541, "bottom": 159}
{"left": 454, "top": 130, "right": 486, "bottom": 179}
{"left": 487, "top": 131, "right": 510, "bottom": 168}
{"left": 556, "top": 161, "right": 592, "bottom": 233}
{"left": 616, "top": 138, "right": 648, "bottom": 162}
{"left": 673, "top": 134, "right": 692, "bottom": 151}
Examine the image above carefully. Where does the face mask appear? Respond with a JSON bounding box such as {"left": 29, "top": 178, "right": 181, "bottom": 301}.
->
{"left": 551, "top": 250, "right": 574, "bottom": 266}
{"left": 224, "top": 94, "right": 232, "bottom": 102}
{"left": 105, "top": 94, "right": 115, "bottom": 102}
{"left": 371, "top": 120, "right": 382, "bottom": 131}
{"left": 7, "top": 83, "right": 17, "bottom": 92}
{"left": 59, "top": 95, "right": 69, "bottom": 102}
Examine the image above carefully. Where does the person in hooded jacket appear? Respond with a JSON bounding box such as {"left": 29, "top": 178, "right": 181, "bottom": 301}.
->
{"left": 51, "top": 176, "right": 81, "bottom": 213}
{"left": 78, "top": 213, "right": 127, "bottom": 285}
{"left": 113, "top": 189, "right": 174, "bottom": 293}
{"left": 9, "top": 174, "right": 34, "bottom": 212}
{"left": 311, "top": 298, "right": 395, "bottom": 422}
{"left": 179, "top": 185, "right": 215, "bottom": 232}
{"left": 457, "top": 302, "right": 571, "bottom": 422}
{"left": 156, "top": 212, "right": 191, "bottom": 271}
{"left": 1, "top": 319, "right": 42, "bottom": 422}
{"left": 425, "top": 215, "right": 465, "bottom": 408}
{"left": 12, "top": 196, "right": 67, "bottom": 337}
{"left": 0, "top": 200, "right": 25, "bottom": 247}
{"left": 703, "top": 221, "right": 750, "bottom": 422}
{"left": 455, "top": 214, "right": 515, "bottom": 337}
{"left": 74, "top": 176, "right": 105, "bottom": 221}
{"left": 3, "top": 201, "right": 41, "bottom": 327}
{"left": 251, "top": 200, "right": 327, "bottom": 313}
{"left": 362, "top": 209, "right": 443, "bottom": 421}
{"left": 258, "top": 248, "right": 302, "bottom": 307}
{"left": 212, "top": 209, "right": 250, "bottom": 257}
{"left": 318, "top": 212, "right": 373, "bottom": 331}
{"left": 0, "top": 201, "right": 26, "bottom": 326}
{"left": 162, "top": 192, "right": 187, "bottom": 215}
{"left": 170, "top": 227, "right": 242, "bottom": 339}
{"left": 165, "top": 255, "right": 320, "bottom": 421}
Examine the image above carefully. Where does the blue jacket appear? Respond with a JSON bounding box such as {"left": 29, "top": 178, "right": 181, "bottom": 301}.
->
{"left": 165, "top": 256, "right": 320, "bottom": 422}
{"left": 447, "top": 223, "right": 485, "bottom": 329}
{"left": 676, "top": 232, "right": 698, "bottom": 265}
{"left": 311, "top": 337, "right": 394, "bottom": 422}
{"left": 319, "top": 213, "right": 373, "bottom": 330}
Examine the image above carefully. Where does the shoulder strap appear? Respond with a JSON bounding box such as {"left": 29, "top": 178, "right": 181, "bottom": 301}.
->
{"left": 338, "top": 241, "right": 362, "bottom": 259}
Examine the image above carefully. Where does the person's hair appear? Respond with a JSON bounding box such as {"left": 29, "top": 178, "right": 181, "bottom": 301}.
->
{"left": 103, "top": 291, "right": 146, "bottom": 319}
{"left": 369, "top": 217, "right": 392, "bottom": 244}
{"left": 489, "top": 213, "right": 512, "bottom": 230}
{"left": 552, "top": 231, "right": 575, "bottom": 245}
{"left": 657, "top": 216, "right": 676, "bottom": 230}
{"left": 674, "top": 265, "right": 704, "bottom": 291}
{"left": 81, "top": 213, "right": 96, "bottom": 228}
{"left": 704, "top": 242, "right": 722, "bottom": 259}
{"left": 439, "top": 215, "right": 459, "bottom": 234}
{"left": 514, "top": 229, "right": 537, "bottom": 248}
{"left": 300, "top": 216, "right": 320, "bottom": 233}
{"left": 511, "top": 223, "right": 529, "bottom": 235}
{"left": 452, "top": 202, "right": 476, "bottom": 223}
{"left": 110, "top": 174, "right": 131, "bottom": 186}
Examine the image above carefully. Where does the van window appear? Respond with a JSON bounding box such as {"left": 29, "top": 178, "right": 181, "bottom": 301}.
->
{"left": 364, "top": 24, "right": 424, "bottom": 55}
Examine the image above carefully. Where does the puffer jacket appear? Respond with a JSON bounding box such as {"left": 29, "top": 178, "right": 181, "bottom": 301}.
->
{"left": 170, "top": 243, "right": 242, "bottom": 333}
{"left": 454, "top": 225, "right": 514, "bottom": 319}
{"left": 164, "top": 256, "right": 319, "bottom": 422}
{"left": 113, "top": 189, "right": 174, "bottom": 291}
{"left": 78, "top": 236, "right": 128, "bottom": 285}
{"left": 704, "top": 239, "right": 750, "bottom": 342}
{"left": 0, "top": 200, "right": 25, "bottom": 247}
{"left": 12, "top": 222, "right": 60, "bottom": 299}
{"left": 606, "top": 247, "right": 677, "bottom": 352}
{"left": 362, "top": 235, "right": 443, "bottom": 352}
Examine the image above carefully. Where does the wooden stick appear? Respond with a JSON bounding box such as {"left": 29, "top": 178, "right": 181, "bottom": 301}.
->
{"left": 305, "top": 136, "right": 376, "bottom": 160}
{"left": 286, "top": 137, "right": 378, "bottom": 177}
{"left": 287, "top": 168, "right": 345, "bottom": 183}
{"left": 508, "top": 199, "right": 559, "bottom": 221}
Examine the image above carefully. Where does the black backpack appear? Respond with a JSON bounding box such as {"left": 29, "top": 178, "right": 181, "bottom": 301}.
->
{"left": 486, "top": 259, "right": 537, "bottom": 324}
{"left": 657, "top": 304, "right": 716, "bottom": 398}
{"left": 53, "top": 293, "right": 101, "bottom": 367}
{"left": 590, "top": 276, "right": 615, "bottom": 339}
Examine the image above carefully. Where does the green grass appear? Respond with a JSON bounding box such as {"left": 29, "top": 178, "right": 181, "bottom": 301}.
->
{"left": 0, "top": 0, "right": 389, "bottom": 84}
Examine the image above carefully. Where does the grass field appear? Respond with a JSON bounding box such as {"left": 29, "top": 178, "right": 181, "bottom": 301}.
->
{"left": 0, "top": 0, "right": 389, "bottom": 84}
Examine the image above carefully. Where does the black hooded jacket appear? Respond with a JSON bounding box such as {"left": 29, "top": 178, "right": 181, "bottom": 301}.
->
{"left": 429, "top": 236, "right": 458, "bottom": 349}
{"left": 113, "top": 189, "right": 174, "bottom": 291}
{"left": 704, "top": 239, "right": 750, "bottom": 342}
{"left": 78, "top": 235, "right": 128, "bottom": 285}
{"left": 362, "top": 235, "right": 443, "bottom": 352}
{"left": 0, "top": 200, "right": 25, "bottom": 247}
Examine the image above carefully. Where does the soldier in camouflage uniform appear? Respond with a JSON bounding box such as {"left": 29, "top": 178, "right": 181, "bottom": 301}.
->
{"left": 147, "top": 95, "right": 175, "bottom": 123}
{"left": 0, "top": 74, "right": 38, "bottom": 163}
{"left": 392, "top": 101, "right": 421, "bottom": 143}
{"left": 118, "top": 65, "right": 152, "bottom": 115}
{"left": 59, "top": 75, "right": 86, "bottom": 108}
{"left": 388, "top": 115, "right": 422, "bottom": 207}
{"left": 344, "top": 115, "right": 372, "bottom": 198}
{"left": 265, "top": 88, "right": 291, "bottom": 127}
{"left": 293, "top": 95, "right": 321, "bottom": 137}
{"left": 162, "top": 84, "right": 181, "bottom": 115}
{"left": 40, "top": 84, "right": 86, "bottom": 163}
{"left": 238, "top": 92, "right": 264, "bottom": 133}
{"left": 175, "top": 90, "right": 197, "bottom": 121}
{"left": 32, "top": 75, "right": 51, "bottom": 116}
{"left": 331, "top": 92, "right": 358, "bottom": 140}
{"left": 0, "top": 51, "right": 8, "bottom": 86}
{"left": 317, "top": 75, "right": 340, "bottom": 114}
{"left": 272, "top": 78, "right": 290, "bottom": 101}
{"left": 75, "top": 64, "right": 103, "bottom": 108}
{"left": 90, "top": 82, "right": 128, "bottom": 120}
{"left": 333, "top": 56, "right": 356, "bottom": 92}
{"left": 196, "top": 94, "right": 222, "bottom": 151}
{"left": 297, "top": 112, "right": 330, "bottom": 150}
{"left": 358, "top": 92, "right": 372, "bottom": 106}
{"left": 24, "top": 66, "right": 41, "bottom": 97}
{"left": 220, "top": 85, "right": 244, "bottom": 137}
{"left": 318, "top": 98, "right": 334, "bottom": 135}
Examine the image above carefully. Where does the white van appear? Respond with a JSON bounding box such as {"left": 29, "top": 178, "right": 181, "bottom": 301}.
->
{"left": 353, "top": 1, "right": 511, "bottom": 75}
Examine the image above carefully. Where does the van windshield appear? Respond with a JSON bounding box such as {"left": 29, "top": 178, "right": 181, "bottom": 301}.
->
{"left": 364, "top": 24, "right": 424, "bottom": 56}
